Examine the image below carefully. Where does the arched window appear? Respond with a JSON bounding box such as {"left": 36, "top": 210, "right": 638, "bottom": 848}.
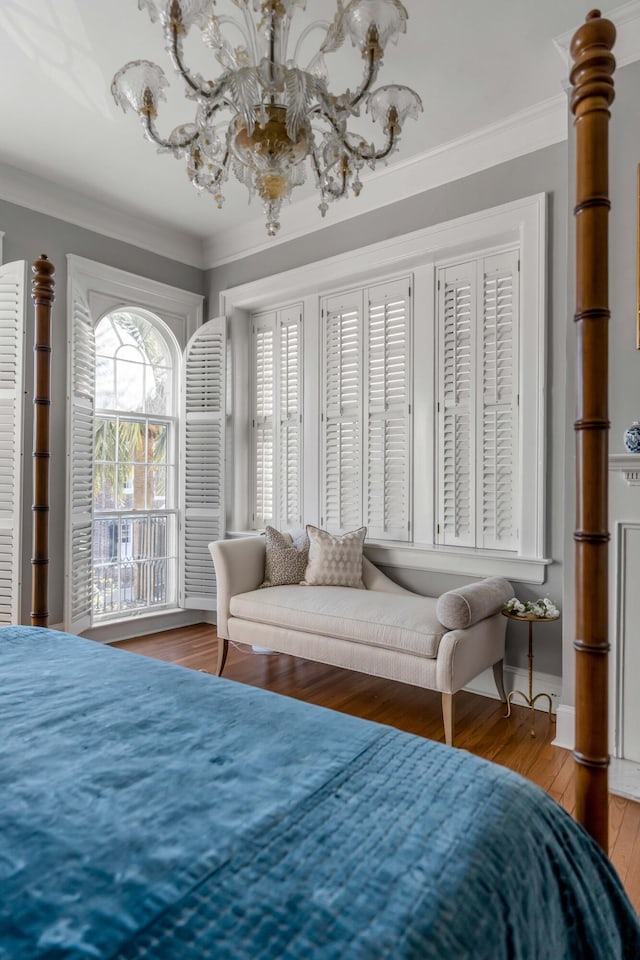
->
{"left": 92, "top": 310, "right": 178, "bottom": 621}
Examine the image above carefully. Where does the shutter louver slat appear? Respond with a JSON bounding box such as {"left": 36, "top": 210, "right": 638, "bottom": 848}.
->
{"left": 180, "top": 317, "right": 226, "bottom": 611}
{"left": 322, "top": 293, "right": 362, "bottom": 532}
{"left": 366, "top": 278, "right": 412, "bottom": 541}
{"left": 439, "top": 271, "right": 475, "bottom": 546}
{"left": 0, "top": 261, "right": 26, "bottom": 625}
{"left": 278, "top": 314, "right": 301, "bottom": 528}
{"left": 65, "top": 289, "right": 95, "bottom": 633}
{"left": 253, "top": 321, "right": 275, "bottom": 527}
{"left": 480, "top": 253, "right": 519, "bottom": 550}
{"left": 251, "top": 307, "right": 302, "bottom": 531}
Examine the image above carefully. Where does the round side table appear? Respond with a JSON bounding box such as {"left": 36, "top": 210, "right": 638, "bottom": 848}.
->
{"left": 502, "top": 610, "right": 560, "bottom": 737}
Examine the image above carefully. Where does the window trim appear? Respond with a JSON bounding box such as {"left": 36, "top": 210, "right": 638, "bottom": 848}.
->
{"left": 65, "top": 256, "right": 204, "bottom": 637}
{"left": 220, "top": 194, "right": 548, "bottom": 581}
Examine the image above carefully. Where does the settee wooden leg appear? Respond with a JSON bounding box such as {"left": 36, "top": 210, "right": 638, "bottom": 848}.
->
{"left": 216, "top": 638, "right": 229, "bottom": 677}
{"left": 493, "top": 659, "right": 507, "bottom": 702}
{"left": 442, "top": 692, "right": 455, "bottom": 747}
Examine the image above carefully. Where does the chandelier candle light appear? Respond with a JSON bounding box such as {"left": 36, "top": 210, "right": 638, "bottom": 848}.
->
{"left": 112, "top": 0, "right": 422, "bottom": 236}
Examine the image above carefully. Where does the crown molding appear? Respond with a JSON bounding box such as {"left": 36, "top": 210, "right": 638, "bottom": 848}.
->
{"left": 553, "top": 0, "right": 640, "bottom": 74}
{"left": 0, "top": 161, "right": 205, "bottom": 269}
{"left": 204, "top": 93, "right": 567, "bottom": 270}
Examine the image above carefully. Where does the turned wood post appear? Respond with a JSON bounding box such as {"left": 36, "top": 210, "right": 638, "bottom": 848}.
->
{"left": 570, "top": 10, "right": 615, "bottom": 852}
{"left": 31, "top": 255, "right": 55, "bottom": 627}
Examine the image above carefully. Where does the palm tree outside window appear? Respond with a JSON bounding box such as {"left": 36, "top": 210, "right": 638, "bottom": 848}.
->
{"left": 93, "top": 310, "right": 178, "bottom": 620}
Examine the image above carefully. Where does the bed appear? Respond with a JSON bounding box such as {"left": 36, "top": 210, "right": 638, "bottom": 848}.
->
{"left": 1, "top": 624, "right": 639, "bottom": 959}
{"left": 1, "top": 10, "right": 638, "bottom": 960}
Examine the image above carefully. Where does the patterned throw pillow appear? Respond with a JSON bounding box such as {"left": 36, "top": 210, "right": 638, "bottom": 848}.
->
{"left": 302, "top": 525, "right": 367, "bottom": 589}
{"left": 261, "top": 526, "right": 309, "bottom": 588}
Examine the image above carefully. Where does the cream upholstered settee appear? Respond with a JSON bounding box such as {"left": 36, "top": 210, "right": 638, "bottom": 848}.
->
{"left": 209, "top": 536, "right": 513, "bottom": 746}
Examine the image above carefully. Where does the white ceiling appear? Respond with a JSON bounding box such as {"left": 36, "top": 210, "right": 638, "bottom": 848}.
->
{"left": 0, "top": 0, "right": 625, "bottom": 261}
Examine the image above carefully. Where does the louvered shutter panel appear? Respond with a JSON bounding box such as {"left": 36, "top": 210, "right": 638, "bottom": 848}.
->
{"left": 365, "top": 277, "right": 412, "bottom": 541}
{"left": 252, "top": 317, "right": 275, "bottom": 527}
{"left": 65, "top": 286, "right": 95, "bottom": 633}
{"left": 278, "top": 306, "right": 302, "bottom": 528}
{"left": 0, "top": 262, "right": 26, "bottom": 624}
{"left": 438, "top": 264, "right": 476, "bottom": 547}
{"left": 180, "top": 316, "right": 226, "bottom": 610}
{"left": 479, "top": 251, "right": 519, "bottom": 550}
{"left": 322, "top": 290, "right": 363, "bottom": 532}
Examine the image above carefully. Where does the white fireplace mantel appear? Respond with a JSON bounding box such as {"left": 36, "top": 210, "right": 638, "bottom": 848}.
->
{"left": 610, "top": 454, "right": 640, "bottom": 486}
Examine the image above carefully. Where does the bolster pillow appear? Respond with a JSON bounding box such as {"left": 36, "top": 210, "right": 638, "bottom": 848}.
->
{"left": 436, "top": 577, "right": 513, "bottom": 630}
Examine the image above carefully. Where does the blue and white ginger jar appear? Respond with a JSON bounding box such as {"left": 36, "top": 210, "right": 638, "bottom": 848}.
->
{"left": 624, "top": 421, "right": 640, "bottom": 454}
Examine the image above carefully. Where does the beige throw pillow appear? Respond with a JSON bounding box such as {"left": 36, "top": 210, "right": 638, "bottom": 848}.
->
{"left": 302, "top": 525, "right": 366, "bottom": 589}
{"left": 261, "top": 526, "right": 309, "bottom": 588}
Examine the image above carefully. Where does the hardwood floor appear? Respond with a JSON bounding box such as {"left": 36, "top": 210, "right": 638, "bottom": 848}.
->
{"left": 117, "top": 622, "right": 640, "bottom": 913}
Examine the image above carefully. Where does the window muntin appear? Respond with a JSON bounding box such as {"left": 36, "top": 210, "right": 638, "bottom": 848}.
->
{"left": 92, "top": 311, "right": 177, "bottom": 621}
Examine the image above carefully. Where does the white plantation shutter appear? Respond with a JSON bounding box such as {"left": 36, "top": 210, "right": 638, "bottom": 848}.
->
{"left": 0, "top": 261, "right": 26, "bottom": 624}
{"left": 180, "top": 316, "right": 226, "bottom": 610}
{"left": 322, "top": 290, "right": 363, "bottom": 532}
{"left": 479, "top": 251, "right": 519, "bottom": 550}
{"left": 65, "top": 287, "right": 96, "bottom": 632}
{"left": 365, "top": 277, "right": 412, "bottom": 541}
{"left": 252, "top": 316, "right": 275, "bottom": 527}
{"left": 438, "top": 264, "right": 476, "bottom": 547}
{"left": 278, "top": 306, "right": 302, "bottom": 529}
{"left": 437, "top": 249, "right": 520, "bottom": 551}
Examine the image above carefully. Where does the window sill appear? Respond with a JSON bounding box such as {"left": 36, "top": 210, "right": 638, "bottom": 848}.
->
{"left": 84, "top": 608, "right": 208, "bottom": 645}
{"left": 364, "top": 541, "right": 551, "bottom": 584}
{"left": 226, "top": 531, "right": 551, "bottom": 584}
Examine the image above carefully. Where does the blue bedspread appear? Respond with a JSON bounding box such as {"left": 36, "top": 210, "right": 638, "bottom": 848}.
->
{"left": 1, "top": 626, "right": 638, "bottom": 959}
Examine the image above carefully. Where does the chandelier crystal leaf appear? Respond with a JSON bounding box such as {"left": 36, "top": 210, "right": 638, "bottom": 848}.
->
{"left": 112, "top": 0, "right": 422, "bottom": 236}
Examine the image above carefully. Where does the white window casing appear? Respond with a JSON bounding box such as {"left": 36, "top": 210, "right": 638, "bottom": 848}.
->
{"left": 180, "top": 316, "right": 226, "bottom": 611}
{"left": 0, "top": 261, "right": 26, "bottom": 624}
{"left": 220, "top": 193, "right": 548, "bottom": 581}
{"left": 66, "top": 256, "right": 206, "bottom": 631}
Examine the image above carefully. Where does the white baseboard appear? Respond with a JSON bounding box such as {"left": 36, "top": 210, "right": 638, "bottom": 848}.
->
{"left": 552, "top": 704, "right": 575, "bottom": 750}
{"left": 465, "top": 664, "right": 562, "bottom": 713}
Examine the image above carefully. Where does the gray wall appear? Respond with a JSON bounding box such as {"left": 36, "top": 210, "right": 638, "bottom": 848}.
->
{"left": 207, "top": 141, "right": 569, "bottom": 677}
{"left": 561, "top": 58, "right": 640, "bottom": 706}
{"left": 0, "top": 199, "right": 204, "bottom": 626}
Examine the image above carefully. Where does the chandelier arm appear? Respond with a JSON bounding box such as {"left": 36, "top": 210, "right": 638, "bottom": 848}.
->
{"left": 314, "top": 150, "right": 349, "bottom": 201}
{"left": 239, "top": 7, "right": 260, "bottom": 66}
{"left": 323, "top": 166, "right": 349, "bottom": 200}
{"left": 292, "top": 21, "right": 331, "bottom": 69}
{"left": 214, "top": 16, "right": 253, "bottom": 55}
{"left": 142, "top": 112, "right": 200, "bottom": 150}
{"left": 318, "top": 108, "right": 399, "bottom": 162}
{"left": 348, "top": 48, "right": 379, "bottom": 110}
{"left": 167, "top": 25, "right": 229, "bottom": 100}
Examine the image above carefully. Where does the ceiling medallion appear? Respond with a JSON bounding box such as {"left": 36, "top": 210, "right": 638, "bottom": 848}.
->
{"left": 112, "top": 0, "right": 422, "bottom": 236}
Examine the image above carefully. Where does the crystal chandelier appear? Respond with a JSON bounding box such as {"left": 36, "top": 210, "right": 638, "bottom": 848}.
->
{"left": 112, "top": 0, "right": 422, "bottom": 236}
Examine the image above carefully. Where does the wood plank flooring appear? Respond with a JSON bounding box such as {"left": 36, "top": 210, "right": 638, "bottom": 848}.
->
{"left": 117, "top": 622, "right": 640, "bottom": 913}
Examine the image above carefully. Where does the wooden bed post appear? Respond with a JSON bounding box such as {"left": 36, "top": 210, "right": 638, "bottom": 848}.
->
{"left": 570, "top": 11, "right": 615, "bottom": 852}
{"left": 31, "top": 255, "right": 55, "bottom": 628}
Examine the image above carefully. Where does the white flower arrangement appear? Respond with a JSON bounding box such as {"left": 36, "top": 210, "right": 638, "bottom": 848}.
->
{"left": 504, "top": 596, "right": 560, "bottom": 619}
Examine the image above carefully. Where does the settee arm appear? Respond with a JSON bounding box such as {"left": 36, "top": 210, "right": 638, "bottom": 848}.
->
{"left": 209, "top": 537, "right": 265, "bottom": 639}
{"left": 436, "top": 614, "right": 507, "bottom": 694}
